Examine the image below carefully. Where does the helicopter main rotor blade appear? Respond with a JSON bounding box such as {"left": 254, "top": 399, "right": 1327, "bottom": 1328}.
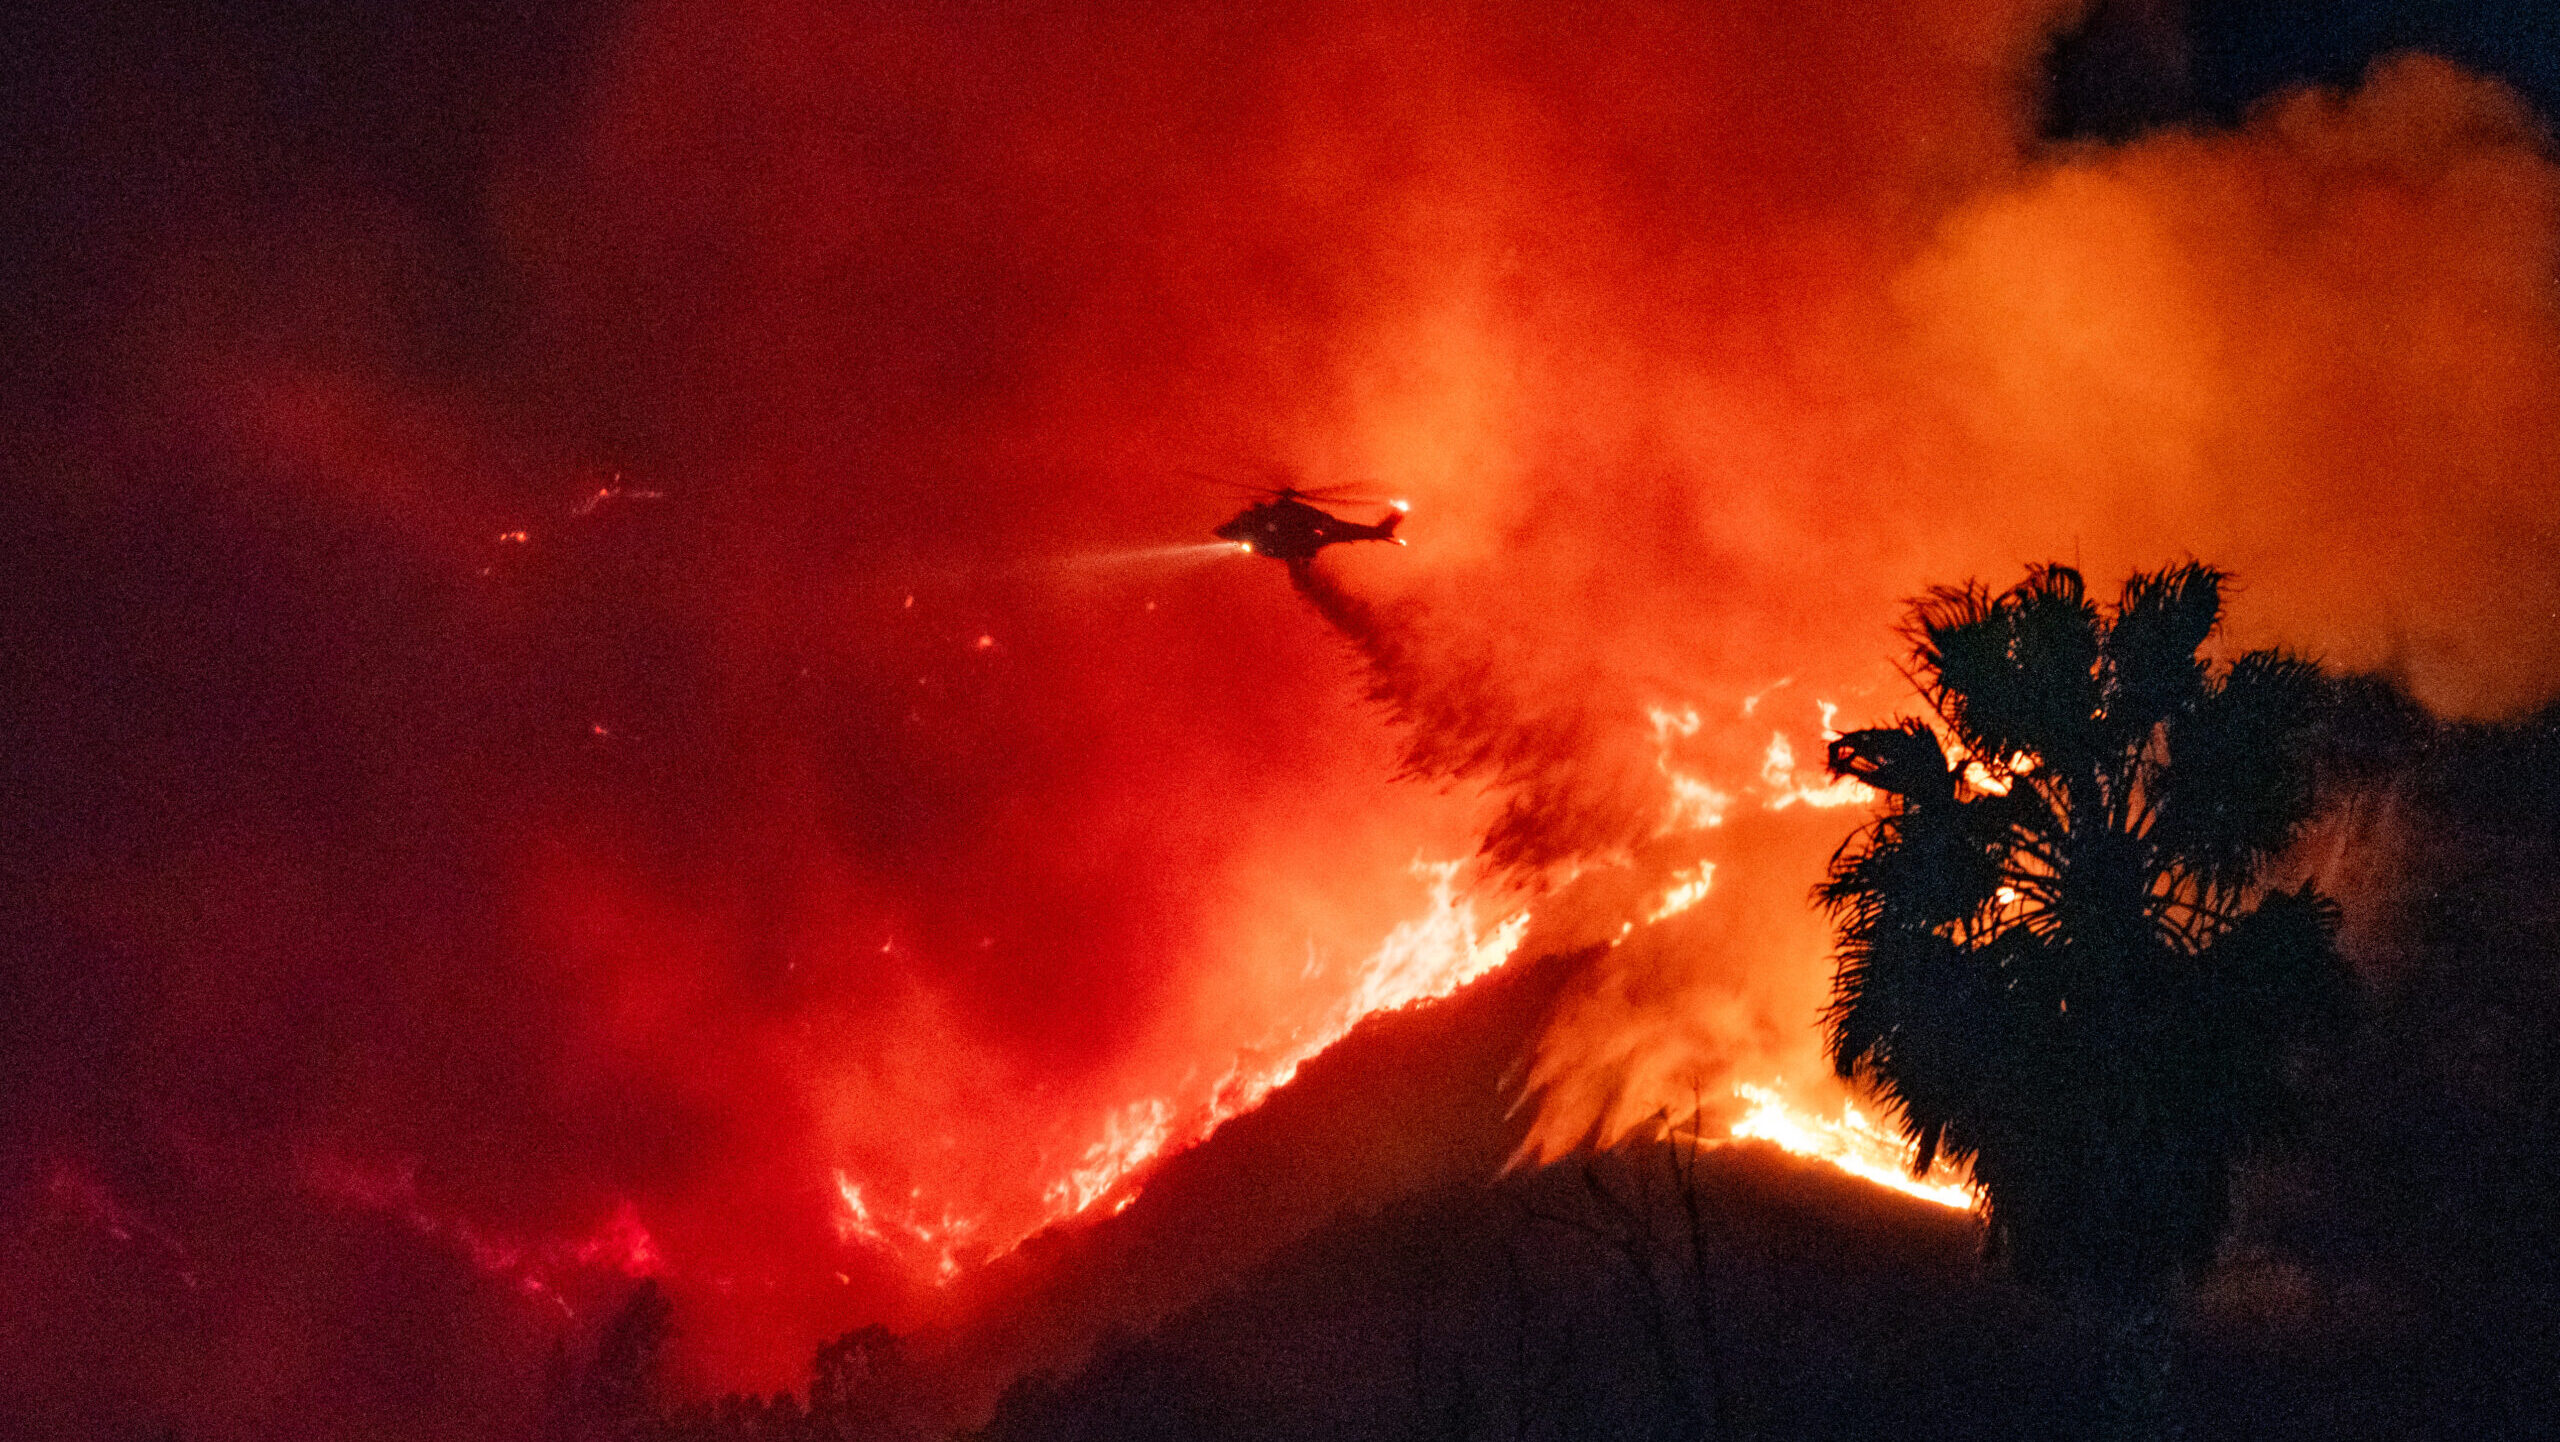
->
{"left": 1181, "top": 469, "right": 1401, "bottom": 506}
{"left": 1187, "top": 472, "right": 1297, "bottom": 498}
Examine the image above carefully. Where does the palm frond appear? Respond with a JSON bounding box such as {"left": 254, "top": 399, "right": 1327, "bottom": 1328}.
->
{"left": 1827, "top": 720, "right": 1957, "bottom": 809}
{"left": 1909, "top": 566, "right": 2105, "bottom": 768}
{"left": 2102, "top": 561, "right": 2222, "bottom": 734}
{"left": 2152, "top": 649, "right": 2328, "bottom": 890}
{"left": 1816, "top": 563, "right": 2352, "bottom": 1304}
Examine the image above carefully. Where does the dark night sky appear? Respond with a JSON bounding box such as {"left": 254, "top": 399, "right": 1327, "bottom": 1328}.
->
{"left": 8, "top": 2, "right": 2560, "bottom": 1437}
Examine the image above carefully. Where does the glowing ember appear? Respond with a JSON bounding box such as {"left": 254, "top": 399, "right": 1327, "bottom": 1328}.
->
{"left": 1725, "top": 1082, "right": 1977, "bottom": 1211}
{"left": 571, "top": 480, "right": 664, "bottom": 516}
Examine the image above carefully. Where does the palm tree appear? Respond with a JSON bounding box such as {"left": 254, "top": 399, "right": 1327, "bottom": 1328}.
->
{"left": 1819, "top": 563, "right": 2349, "bottom": 1435}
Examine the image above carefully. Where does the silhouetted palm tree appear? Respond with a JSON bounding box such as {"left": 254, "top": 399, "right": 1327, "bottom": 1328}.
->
{"left": 1820, "top": 563, "right": 2349, "bottom": 1435}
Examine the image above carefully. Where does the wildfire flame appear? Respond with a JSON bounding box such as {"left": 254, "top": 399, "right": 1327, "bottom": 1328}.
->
{"left": 833, "top": 1175, "right": 982, "bottom": 1284}
{"left": 1725, "top": 1082, "right": 1978, "bottom": 1211}
{"left": 1650, "top": 706, "right": 1732, "bottom": 831}
{"left": 1759, "top": 729, "right": 1873, "bottom": 811}
{"left": 1042, "top": 1097, "right": 1177, "bottom": 1219}
{"left": 832, "top": 702, "right": 1969, "bottom": 1281}
{"left": 300, "top": 1152, "right": 663, "bottom": 1309}
{"left": 1646, "top": 862, "right": 1717, "bottom": 923}
{"left": 832, "top": 859, "right": 1528, "bottom": 1277}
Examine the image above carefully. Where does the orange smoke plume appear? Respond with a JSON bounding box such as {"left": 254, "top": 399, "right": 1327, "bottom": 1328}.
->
{"left": 17, "top": 0, "right": 2560, "bottom": 1426}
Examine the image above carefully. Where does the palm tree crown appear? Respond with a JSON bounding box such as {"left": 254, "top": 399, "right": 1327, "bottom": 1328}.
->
{"left": 1821, "top": 563, "right": 2348, "bottom": 1302}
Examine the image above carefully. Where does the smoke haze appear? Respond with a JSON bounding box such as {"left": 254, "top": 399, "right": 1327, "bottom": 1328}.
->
{"left": 7, "top": 1, "right": 2560, "bottom": 1434}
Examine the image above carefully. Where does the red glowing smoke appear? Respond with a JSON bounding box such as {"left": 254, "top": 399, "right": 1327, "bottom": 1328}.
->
{"left": 8, "top": 2, "right": 2560, "bottom": 1436}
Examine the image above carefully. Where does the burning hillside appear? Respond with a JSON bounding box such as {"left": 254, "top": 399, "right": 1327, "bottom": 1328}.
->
{"left": 7, "top": 1, "right": 2560, "bottom": 1436}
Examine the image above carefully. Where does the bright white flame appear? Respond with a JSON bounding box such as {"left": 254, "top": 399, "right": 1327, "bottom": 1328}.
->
{"left": 1760, "top": 730, "right": 1872, "bottom": 810}
{"left": 1649, "top": 706, "right": 1731, "bottom": 830}
{"left": 1042, "top": 1097, "right": 1176, "bottom": 1218}
{"left": 1726, "top": 1083, "right": 1977, "bottom": 1210}
{"left": 1059, "top": 861, "right": 1527, "bottom": 1218}
{"left": 1649, "top": 706, "right": 1701, "bottom": 742}
{"left": 1935, "top": 731, "right": 2036, "bottom": 797}
{"left": 1336, "top": 861, "right": 1530, "bottom": 1024}
{"left": 832, "top": 861, "right": 1531, "bottom": 1277}
{"left": 1646, "top": 862, "right": 1716, "bottom": 923}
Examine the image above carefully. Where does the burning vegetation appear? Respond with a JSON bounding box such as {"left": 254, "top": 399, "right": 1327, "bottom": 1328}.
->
{"left": 11, "top": 1, "right": 2560, "bottom": 1439}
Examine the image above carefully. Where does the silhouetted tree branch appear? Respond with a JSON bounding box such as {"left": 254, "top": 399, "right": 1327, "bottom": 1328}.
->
{"left": 1821, "top": 563, "right": 2352, "bottom": 1440}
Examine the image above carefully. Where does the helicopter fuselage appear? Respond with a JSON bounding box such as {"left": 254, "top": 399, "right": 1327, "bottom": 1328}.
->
{"left": 1214, "top": 491, "right": 1404, "bottom": 561}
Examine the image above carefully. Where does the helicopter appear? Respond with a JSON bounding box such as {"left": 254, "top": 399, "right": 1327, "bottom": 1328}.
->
{"left": 1213, "top": 484, "right": 1407, "bottom": 561}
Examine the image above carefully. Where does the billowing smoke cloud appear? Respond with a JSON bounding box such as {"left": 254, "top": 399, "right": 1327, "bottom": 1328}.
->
{"left": 8, "top": 0, "right": 2560, "bottom": 1434}
{"left": 1334, "top": 44, "right": 2560, "bottom": 1158}
{"left": 1900, "top": 55, "right": 2560, "bottom": 711}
